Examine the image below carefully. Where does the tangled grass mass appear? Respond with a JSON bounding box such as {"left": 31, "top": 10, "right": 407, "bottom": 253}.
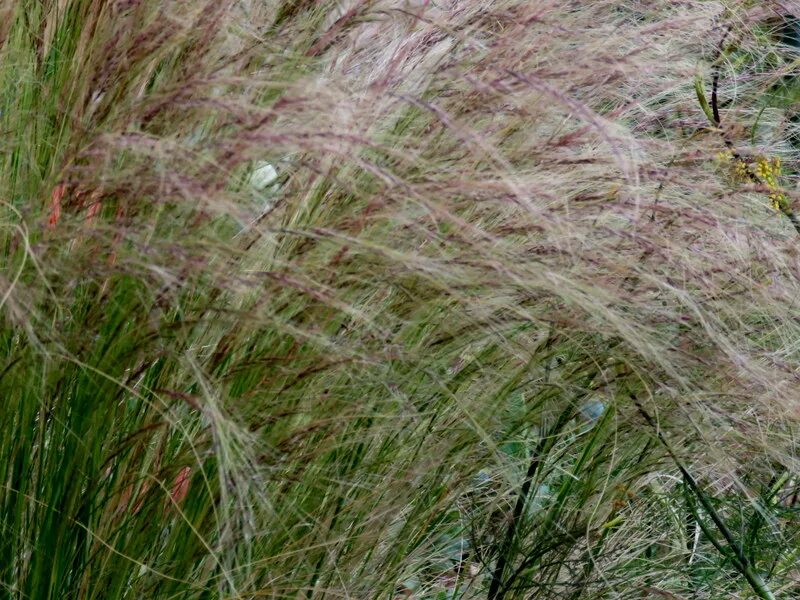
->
{"left": 2, "top": 1, "right": 800, "bottom": 598}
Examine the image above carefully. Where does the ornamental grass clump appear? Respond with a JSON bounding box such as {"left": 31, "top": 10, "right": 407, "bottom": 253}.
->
{"left": 0, "top": 1, "right": 799, "bottom": 599}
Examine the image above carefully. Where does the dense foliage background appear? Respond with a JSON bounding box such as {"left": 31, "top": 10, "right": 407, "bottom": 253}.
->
{"left": 0, "top": 1, "right": 799, "bottom": 598}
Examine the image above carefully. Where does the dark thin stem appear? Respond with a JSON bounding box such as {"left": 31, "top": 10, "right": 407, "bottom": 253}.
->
{"left": 710, "top": 24, "right": 731, "bottom": 127}
{"left": 631, "top": 395, "right": 777, "bottom": 600}
{"left": 707, "top": 23, "right": 800, "bottom": 237}
{"left": 487, "top": 406, "right": 575, "bottom": 600}
{"left": 486, "top": 442, "right": 546, "bottom": 600}
{"left": 711, "top": 68, "right": 721, "bottom": 126}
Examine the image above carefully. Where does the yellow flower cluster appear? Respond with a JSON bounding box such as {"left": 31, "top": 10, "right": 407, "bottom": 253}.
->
{"left": 715, "top": 150, "right": 787, "bottom": 212}
{"left": 754, "top": 155, "right": 787, "bottom": 211}
{"left": 734, "top": 158, "right": 749, "bottom": 180}
{"left": 715, "top": 149, "right": 749, "bottom": 181}
{"left": 715, "top": 149, "right": 733, "bottom": 163}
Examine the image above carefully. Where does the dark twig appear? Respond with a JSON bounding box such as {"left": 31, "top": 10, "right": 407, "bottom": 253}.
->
{"left": 705, "top": 23, "right": 800, "bottom": 236}
{"left": 487, "top": 406, "right": 575, "bottom": 600}
{"left": 631, "top": 394, "right": 777, "bottom": 600}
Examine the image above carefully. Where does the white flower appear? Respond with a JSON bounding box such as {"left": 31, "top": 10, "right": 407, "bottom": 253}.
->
{"left": 235, "top": 160, "right": 282, "bottom": 236}
{"left": 249, "top": 161, "right": 278, "bottom": 191}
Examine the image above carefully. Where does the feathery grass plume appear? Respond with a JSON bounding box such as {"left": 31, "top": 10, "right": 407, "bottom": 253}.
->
{"left": 0, "top": 1, "right": 799, "bottom": 598}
